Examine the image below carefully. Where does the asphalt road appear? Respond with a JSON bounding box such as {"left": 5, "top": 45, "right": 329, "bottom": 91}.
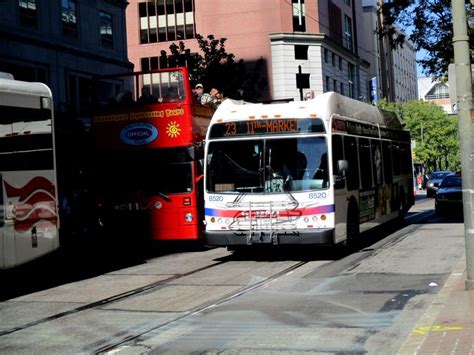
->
{"left": 0, "top": 194, "right": 465, "bottom": 354}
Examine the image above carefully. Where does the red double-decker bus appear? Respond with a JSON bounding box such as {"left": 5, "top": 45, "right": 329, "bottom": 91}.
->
{"left": 92, "top": 67, "right": 213, "bottom": 241}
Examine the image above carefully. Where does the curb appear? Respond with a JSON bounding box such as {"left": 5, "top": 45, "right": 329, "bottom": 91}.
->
{"left": 396, "top": 254, "right": 467, "bottom": 354}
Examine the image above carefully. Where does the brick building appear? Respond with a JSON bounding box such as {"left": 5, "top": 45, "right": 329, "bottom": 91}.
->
{"left": 126, "top": 0, "right": 370, "bottom": 101}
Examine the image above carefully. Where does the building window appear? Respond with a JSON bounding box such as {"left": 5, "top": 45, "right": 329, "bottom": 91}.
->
{"left": 142, "top": 56, "right": 161, "bottom": 71}
{"left": 139, "top": 0, "right": 195, "bottom": 44}
{"left": 62, "top": 0, "right": 78, "bottom": 38}
{"left": 292, "top": 0, "right": 306, "bottom": 32}
{"left": 344, "top": 15, "right": 353, "bottom": 51}
{"left": 99, "top": 11, "right": 113, "bottom": 48}
{"left": 324, "top": 48, "right": 328, "bottom": 63}
{"left": 294, "top": 45, "right": 308, "bottom": 60}
{"left": 325, "top": 76, "right": 330, "bottom": 92}
{"left": 328, "top": 1, "right": 342, "bottom": 45}
{"left": 19, "top": 0, "right": 37, "bottom": 27}
{"left": 333, "top": 79, "right": 337, "bottom": 92}
{"left": 344, "top": 0, "right": 351, "bottom": 6}
{"left": 348, "top": 63, "right": 355, "bottom": 98}
{"left": 332, "top": 53, "right": 336, "bottom": 67}
{"left": 340, "top": 82, "right": 344, "bottom": 95}
{"left": 426, "top": 83, "right": 450, "bottom": 100}
{"left": 339, "top": 57, "right": 342, "bottom": 70}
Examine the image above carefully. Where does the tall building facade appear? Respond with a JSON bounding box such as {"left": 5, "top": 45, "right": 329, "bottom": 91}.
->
{"left": 0, "top": 0, "right": 132, "bottom": 123}
{"left": 362, "top": 0, "right": 417, "bottom": 103}
{"left": 126, "top": 0, "right": 369, "bottom": 102}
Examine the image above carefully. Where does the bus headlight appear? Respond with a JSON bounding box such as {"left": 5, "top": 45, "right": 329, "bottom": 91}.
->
{"left": 184, "top": 213, "right": 193, "bottom": 222}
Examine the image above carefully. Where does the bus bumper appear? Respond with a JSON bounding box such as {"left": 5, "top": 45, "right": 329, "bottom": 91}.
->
{"left": 205, "top": 229, "right": 334, "bottom": 246}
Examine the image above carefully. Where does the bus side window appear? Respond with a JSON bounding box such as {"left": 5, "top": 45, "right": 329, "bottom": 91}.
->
{"left": 0, "top": 173, "right": 3, "bottom": 227}
{"left": 344, "top": 136, "right": 359, "bottom": 191}
{"left": 392, "top": 142, "right": 401, "bottom": 176}
{"left": 382, "top": 141, "right": 393, "bottom": 183}
{"left": 371, "top": 140, "right": 383, "bottom": 185}
{"left": 400, "top": 143, "right": 412, "bottom": 175}
{"left": 358, "top": 138, "right": 373, "bottom": 189}
{"left": 332, "top": 135, "right": 345, "bottom": 189}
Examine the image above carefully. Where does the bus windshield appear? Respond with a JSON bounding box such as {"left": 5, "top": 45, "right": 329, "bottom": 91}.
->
{"left": 94, "top": 69, "right": 187, "bottom": 110}
{"left": 96, "top": 153, "right": 193, "bottom": 195}
{"left": 206, "top": 136, "right": 328, "bottom": 193}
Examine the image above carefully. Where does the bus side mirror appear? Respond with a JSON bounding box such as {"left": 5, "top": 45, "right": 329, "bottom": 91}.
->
{"left": 198, "top": 159, "right": 204, "bottom": 174}
{"left": 337, "top": 160, "right": 348, "bottom": 176}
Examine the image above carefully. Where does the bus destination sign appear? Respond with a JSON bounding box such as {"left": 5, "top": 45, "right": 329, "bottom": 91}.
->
{"left": 209, "top": 118, "right": 325, "bottom": 138}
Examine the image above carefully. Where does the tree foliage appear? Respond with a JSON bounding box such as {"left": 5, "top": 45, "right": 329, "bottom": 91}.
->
{"left": 378, "top": 99, "right": 460, "bottom": 172}
{"left": 378, "top": 0, "right": 473, "bottom": 78}
{"left": 163, "top": 34, "right": 267, "bottom": 101}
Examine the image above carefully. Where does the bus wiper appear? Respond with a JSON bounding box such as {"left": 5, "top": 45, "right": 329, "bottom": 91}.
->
{"left": 157, "top": 191, "right": 172, "bottom": 202}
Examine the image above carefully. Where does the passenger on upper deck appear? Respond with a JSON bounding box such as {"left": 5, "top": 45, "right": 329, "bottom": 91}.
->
{"left": 138, "top": 87, "right": 157, "bottom": 104}
{"left": 116, "top": 90, "right": 135, "bottom": 105}
{"left": 162, "top": 86, "right": 180, "bottom": 102}
{"left": 194, "top": 83, "right": 204, "bottom": 102}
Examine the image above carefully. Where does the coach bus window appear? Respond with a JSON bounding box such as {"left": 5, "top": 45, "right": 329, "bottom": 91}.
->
{"left": 344, "top": 136, "right": 359, "bottom": 191}
{"left": 358, "top": 138, "right": 373, "bottom": 189}
{"left": 371, "top": 140, "right": 383, "bottom": 185}
{"left": 392, "top": 143, "right": 401, "bottom": 176}
{"left": 332, "top": 135, "right": 345, "bottom": 189}
{"left": 382, "top": 141, "right": 393, "bottom": 184}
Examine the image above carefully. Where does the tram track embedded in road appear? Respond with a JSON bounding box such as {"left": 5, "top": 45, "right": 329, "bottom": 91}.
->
{"left": 90, "top": 260, "right": 308, "bottom": 354}
{"left": 0, "top": 259, "right": 229, "bottom": 337}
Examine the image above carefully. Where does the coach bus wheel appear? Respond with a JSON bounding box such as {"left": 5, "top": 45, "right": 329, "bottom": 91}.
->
{"left": 346, "top": 203, "right": 360, "bottom": 248}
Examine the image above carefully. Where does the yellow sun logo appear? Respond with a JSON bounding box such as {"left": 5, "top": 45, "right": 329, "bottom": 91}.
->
{"left": 167, "top": 121, "right": 181, "bottom": 138}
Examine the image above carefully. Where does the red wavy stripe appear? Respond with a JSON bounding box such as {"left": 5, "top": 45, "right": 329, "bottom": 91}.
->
{"left": 16, "top": 191, "right": 56, "bottom": 207}
{"left": 15, "top": 203, "right": 57, "bottom": 220}
{"left": 4, "top": 177, "right": 55, "bottom": 201}
{"left": 14, "top": 219, "right": 58, "bottom": 233}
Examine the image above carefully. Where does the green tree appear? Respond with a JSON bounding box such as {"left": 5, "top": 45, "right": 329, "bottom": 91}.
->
{"left": 378, "top": 99, "right": 460, "bottom": 172}
{"left": 165, "top": 34, "right": 267, "bottom": 101}
{"left": 377, "top": 0, "right": 473, "bottom": 77}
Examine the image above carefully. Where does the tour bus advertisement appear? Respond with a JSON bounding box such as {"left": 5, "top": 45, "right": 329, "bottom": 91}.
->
{"left": 93, "top": 103, "right": 193, "bottom": 150}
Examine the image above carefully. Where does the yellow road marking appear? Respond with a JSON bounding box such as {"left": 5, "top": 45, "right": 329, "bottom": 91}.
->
{"left": 412, "top": 325, "right": 464, "bottom": 335}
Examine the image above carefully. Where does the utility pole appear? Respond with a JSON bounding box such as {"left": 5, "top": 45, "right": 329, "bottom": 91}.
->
{"left": 452, "top": 0, "right": 474, "bottom": 290}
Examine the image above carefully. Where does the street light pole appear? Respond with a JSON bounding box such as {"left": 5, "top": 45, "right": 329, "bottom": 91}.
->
{"left": 452, "top": 0, "right": 474, "bottom": 290}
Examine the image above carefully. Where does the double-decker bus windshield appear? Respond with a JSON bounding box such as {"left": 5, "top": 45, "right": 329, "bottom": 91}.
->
{"left": 96, "top": 152, "right": 193, "bottom": 196}
{"left": 94, "top": 69, "right": 186, "bottom": 109}
{"left": 206, "top": 136, "right": 328, "bottom": 193}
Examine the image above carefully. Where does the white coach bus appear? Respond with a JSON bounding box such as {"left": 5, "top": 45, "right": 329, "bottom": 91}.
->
{"left": 204, "top": 92, "right": 414, "bottom": 248}
{"left": 0, "top": 75, "right": 59, "bottom": 268}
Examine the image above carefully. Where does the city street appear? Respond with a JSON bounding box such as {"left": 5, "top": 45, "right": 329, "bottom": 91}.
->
{"left": 0, "top": 195, "right": 466, "bottom": 353}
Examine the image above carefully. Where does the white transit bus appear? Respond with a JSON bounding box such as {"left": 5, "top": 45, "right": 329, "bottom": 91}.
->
{"left": 204, "top": 92, "right": 414, "bottom": 248}
{"left": 0, "top": 75, "right": 59, "bottom": 268}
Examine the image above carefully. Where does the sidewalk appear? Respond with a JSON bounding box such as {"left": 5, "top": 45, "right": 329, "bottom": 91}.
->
{"left": 398, "top": 254, "right": 474, "bottom": 354}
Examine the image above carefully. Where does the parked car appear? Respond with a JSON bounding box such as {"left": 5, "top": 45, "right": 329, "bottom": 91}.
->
{"left": 426, "top": 170, "right": 452, "bottom": 197}
{"left": 435, "top": 173, "right": 463, "bottom": 215}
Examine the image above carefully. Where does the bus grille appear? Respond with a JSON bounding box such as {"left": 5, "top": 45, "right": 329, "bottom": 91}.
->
{"left": 226, "top": 201, "right": 299, "bottom": 232}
